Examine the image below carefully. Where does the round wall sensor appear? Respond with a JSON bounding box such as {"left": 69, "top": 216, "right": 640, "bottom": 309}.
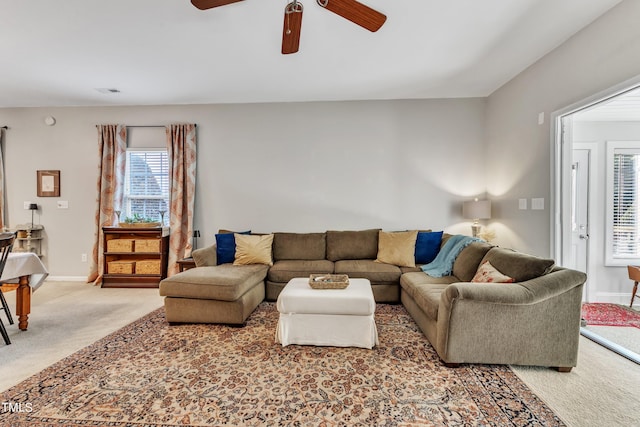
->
{"left": 44, "top": 116, "right": 56, "bottom": 126}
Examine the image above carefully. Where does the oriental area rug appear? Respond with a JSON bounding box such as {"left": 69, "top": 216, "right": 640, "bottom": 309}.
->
{"left": 581, "top": 303, "right": 640, "bottom": 329}
{"left": 1, "top": 303, "right": 564, "bottom": 426}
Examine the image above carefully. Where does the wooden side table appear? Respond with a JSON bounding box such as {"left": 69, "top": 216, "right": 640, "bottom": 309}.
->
{"left": 177, "top": 257, "right": 196, "bottom": 272}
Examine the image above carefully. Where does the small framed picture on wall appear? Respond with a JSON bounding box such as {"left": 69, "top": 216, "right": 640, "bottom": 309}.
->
{"left": 37, "top": 170, "right": 60, "bottom": 197}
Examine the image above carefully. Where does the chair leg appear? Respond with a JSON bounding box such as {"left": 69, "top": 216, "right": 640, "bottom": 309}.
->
{"left": 0, "top": 318, "right": 10, "bottom": 345}
{"left": 632, "top": 281, "right": 639, "bottom": 308}
{"left": 0, "top": 290, "right": 13, "bottom": 325}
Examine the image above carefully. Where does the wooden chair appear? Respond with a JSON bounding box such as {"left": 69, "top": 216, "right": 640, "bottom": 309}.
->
{"left": 627, "top": 265, "right": 640, "bottom": 308}
{"left": 0, "top": 232, "right": 17, "bottom": 345}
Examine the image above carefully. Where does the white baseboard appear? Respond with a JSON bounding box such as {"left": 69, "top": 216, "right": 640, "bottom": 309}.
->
{"left": 46, "top": 276, "right": 87, "bottom": 282}
{"left": 591, "top": 292, "right": 634, "bottom": 305}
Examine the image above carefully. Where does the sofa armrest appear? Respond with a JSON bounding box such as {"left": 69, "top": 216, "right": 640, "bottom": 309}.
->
{"left": 191, "top": 244, "right": 217, "bottom": 267}
{"left": 435, "top": 267, "right": 587, "bottom": 366}
{"left": 441, "top": 267, "right": 586, "bottom": 307}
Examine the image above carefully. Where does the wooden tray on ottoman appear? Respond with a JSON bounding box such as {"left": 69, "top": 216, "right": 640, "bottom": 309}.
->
{"left": 309, "top": 274, "right": 349, "bottom": 289}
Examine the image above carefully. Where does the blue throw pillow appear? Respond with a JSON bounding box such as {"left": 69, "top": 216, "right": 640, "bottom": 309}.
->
{"left": 215, "top": 231, "right": 250, "bottom": 265}
{"left": 415, "top": 231, "right": 443, "bottom": 264}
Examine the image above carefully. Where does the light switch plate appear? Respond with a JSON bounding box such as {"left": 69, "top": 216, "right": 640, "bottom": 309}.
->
{"left": 519, "top": 199, "right": 528, "bottom": 210}
{"left": 57, "top": 200, "right": 69, "bottom": 209}
{"left": 531, "top": 198, "right": 545, "bottom": 210}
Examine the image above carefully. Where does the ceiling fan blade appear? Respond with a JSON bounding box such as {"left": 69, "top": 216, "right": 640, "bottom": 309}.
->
{"left": 282, "top": 2, "right": 303, "bottom": 55}
{"left": 317, "top": 0, "right": 386, "bottom": 32}
{"left": 191, "top": 0, "right": 244, "bottom": 10}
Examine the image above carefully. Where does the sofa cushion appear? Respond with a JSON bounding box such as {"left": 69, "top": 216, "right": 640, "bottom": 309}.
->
{"left": 415, "top": 231, "right": 443, "bottom": 264}
{"left": 400, "top": 272, "right": 459, "bottom": 320}
{"left": 334, "top": 259, "right": 401, "bottom": 284}
{"left": 471, "top": 260, "right": 515, "bottom": 283}
{"left": 268, "top": 259, "right": 335, "bottom": 283}
{"left": 159, "top": 264, "right": 268, "bottom": 301}
{"left": 452, "top": 241, "right": 494, "bottom": 282}
{"left": 326, "top": 229, "right": 380, "bottom": 261}
{"left": 400, "top": 266, "right": 423, "bottom": 274}
{"left": 480, "top": 247, "right": 555, "bottom": 282}
{"left": 375, "top": 230, "right": 418, "bottom": 268}
{"left": 234, "top": 234, "right": 274, "bottom": 266}
{"left": 272, "top": 232, "right": 326, "bottom": 261}
{"left": 400, "top": 271, "right": 459, "bottom": 292}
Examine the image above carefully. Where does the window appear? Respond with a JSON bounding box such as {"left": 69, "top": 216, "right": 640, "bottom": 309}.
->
{"left": 606, "top": 141, "right": 640, "bottom": 265}
{"left": 124, "top": 149, "right": 169, "bottom": 225}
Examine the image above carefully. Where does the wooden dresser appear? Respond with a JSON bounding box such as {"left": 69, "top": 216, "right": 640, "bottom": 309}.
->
{"left": 102, "top": 226, "right": 169, "bottom": 288}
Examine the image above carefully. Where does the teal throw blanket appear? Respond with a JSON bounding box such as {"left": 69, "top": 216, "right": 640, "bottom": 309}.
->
{"left": 420, "top": 235, "right": 482, "bottom": 277}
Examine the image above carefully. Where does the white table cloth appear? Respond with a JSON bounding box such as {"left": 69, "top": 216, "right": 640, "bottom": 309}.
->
{"left": 2, "top": 252, "right": 49, "bottom": 290}
{"left": 276, "top": 277, "right": 379, "bottom": 349}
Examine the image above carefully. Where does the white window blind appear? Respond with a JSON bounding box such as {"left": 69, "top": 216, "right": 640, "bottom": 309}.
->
{"left": 124, "top": 149, "right": 169, "bottom": 225}
{"left": 606, "top": 141, "right": 640, "bottom": 265}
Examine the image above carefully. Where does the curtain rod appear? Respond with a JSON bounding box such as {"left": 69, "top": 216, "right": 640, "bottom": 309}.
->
{"left": 128, "top": 124, "right": 197, "bottom": 128}
{"left": 127, "top": 125, "right": 165, "bottom": 128}
{"left": 94, "top": 125, "right": 197, "bottom": 128}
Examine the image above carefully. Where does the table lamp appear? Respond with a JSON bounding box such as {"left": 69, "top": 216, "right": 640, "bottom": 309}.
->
{"left": 29, "top": 203, "right": 38, "bottom": 228}
{"left": 462, "top": 198, "right": 491, "bottom": 237}
{"left": 192, "top": 230, "right": 200, "bottom": 250}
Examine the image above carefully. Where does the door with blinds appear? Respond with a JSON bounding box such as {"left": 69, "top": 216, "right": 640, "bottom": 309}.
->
{"left": 606, "top": 141, "right": 640, "bottom": 266}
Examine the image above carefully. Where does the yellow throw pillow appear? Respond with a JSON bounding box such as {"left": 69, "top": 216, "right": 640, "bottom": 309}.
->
{"left": 233, "top": 233, "right": 274, "bottom": 266}
{"left": 375, "top": 230, "right": 418, "bottom": 268}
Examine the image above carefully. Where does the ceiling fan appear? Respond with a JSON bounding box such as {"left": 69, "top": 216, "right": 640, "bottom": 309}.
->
{"left": 191, "top": 0, "right": 386, "bottom": 55}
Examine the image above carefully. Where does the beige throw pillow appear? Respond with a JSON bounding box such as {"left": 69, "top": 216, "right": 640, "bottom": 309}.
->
{"left": 375, "top": 230, "right": 418, "bottom": 268}
{"left": 233, "top": 233, "right": 274, "bottom": 266}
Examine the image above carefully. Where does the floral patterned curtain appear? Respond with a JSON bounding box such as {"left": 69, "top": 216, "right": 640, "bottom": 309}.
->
{"left": 166, "top": 123, "right": 197, "bottom": 276}
{"left": 88, "top": 124, "right": 127, "bottom": 284}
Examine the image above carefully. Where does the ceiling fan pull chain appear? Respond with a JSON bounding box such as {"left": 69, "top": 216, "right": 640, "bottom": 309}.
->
{"left": 285, "top": 2, "right": 292, "bottom": 35}
{"left": 316, "top": 0, "right": 328, "bottom": 7}
{"left": 286, "top": 1, "right": 303, "bottom": 35}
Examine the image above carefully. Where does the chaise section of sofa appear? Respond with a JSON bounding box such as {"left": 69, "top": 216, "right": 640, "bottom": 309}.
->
{"left": 160, "top": 257, "right": 268, "bottom": 325}
{"left": 401, "top": 242, "right": 586, "bottom": 370}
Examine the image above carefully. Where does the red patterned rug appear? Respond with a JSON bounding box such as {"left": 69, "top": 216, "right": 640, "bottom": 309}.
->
{"left": 0, "top": 303, "right": 564, "bottom": 426}
{"left": 581, "top": 303, "right": 640, "bottom": 328}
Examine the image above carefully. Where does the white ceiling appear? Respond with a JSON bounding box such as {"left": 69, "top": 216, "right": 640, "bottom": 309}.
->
{"left": 0, "top": 0, "right": 622, "bottom": 108}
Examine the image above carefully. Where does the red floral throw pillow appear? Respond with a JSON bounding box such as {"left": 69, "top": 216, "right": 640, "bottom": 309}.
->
{"left": 471, "top": 260, "right": 515, "bottom": 283}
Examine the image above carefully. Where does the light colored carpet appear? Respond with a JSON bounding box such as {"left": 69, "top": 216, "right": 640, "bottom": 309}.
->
{"left": 0, "top": 281, "right": 164, "bottom": 390}
{"left": 1, "top": 281, "right": 638, "bottom": 426}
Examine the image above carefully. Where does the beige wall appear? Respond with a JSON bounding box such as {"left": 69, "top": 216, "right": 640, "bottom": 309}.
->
{"left": 485, "top": 0, "right": 640, "bottom": 257}
{"left": 0, "top": 98, "right": 486, "bottom": 277}
{"left": 3, "top": 0, "right": 640, "bottom": 283}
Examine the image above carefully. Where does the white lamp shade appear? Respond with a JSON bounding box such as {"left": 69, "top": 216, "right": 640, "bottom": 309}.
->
{"left": 463, "top": 199, "right": 491, "bottom": 220}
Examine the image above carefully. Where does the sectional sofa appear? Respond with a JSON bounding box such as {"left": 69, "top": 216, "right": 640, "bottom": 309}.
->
{"left": 159, "top": 229, "right": 586, "bottom": 371}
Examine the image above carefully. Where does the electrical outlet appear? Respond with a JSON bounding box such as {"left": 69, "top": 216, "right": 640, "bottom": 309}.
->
{"left": 531, "top": 198, "right": 545, "bottom": 210}
{"left": 81, "top": 253, "right": 87, "bottom": 262}
{"left": 24, "top": 201, "right": 32, "bottom": 209}
{"left": 518, "top": 198, "right": 528, "bottom": 210}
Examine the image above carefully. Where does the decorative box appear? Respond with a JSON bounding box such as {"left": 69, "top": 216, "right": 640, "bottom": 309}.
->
{"left": 136, "top": 259, "right": 161, "bottom": 275}
{"left": 106, "top": 239, "right": 134, "bottom": 253}
{"left": 107, "top": 260, "right": 135, "bottom": 274}
{"left": 134, "top": 239, "right": 160, "bottom": 253}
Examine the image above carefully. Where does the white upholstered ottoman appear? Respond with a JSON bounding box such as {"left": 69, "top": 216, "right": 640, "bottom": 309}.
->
{"left": 276, "top": 277, "right": 379, "bottom": 349}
